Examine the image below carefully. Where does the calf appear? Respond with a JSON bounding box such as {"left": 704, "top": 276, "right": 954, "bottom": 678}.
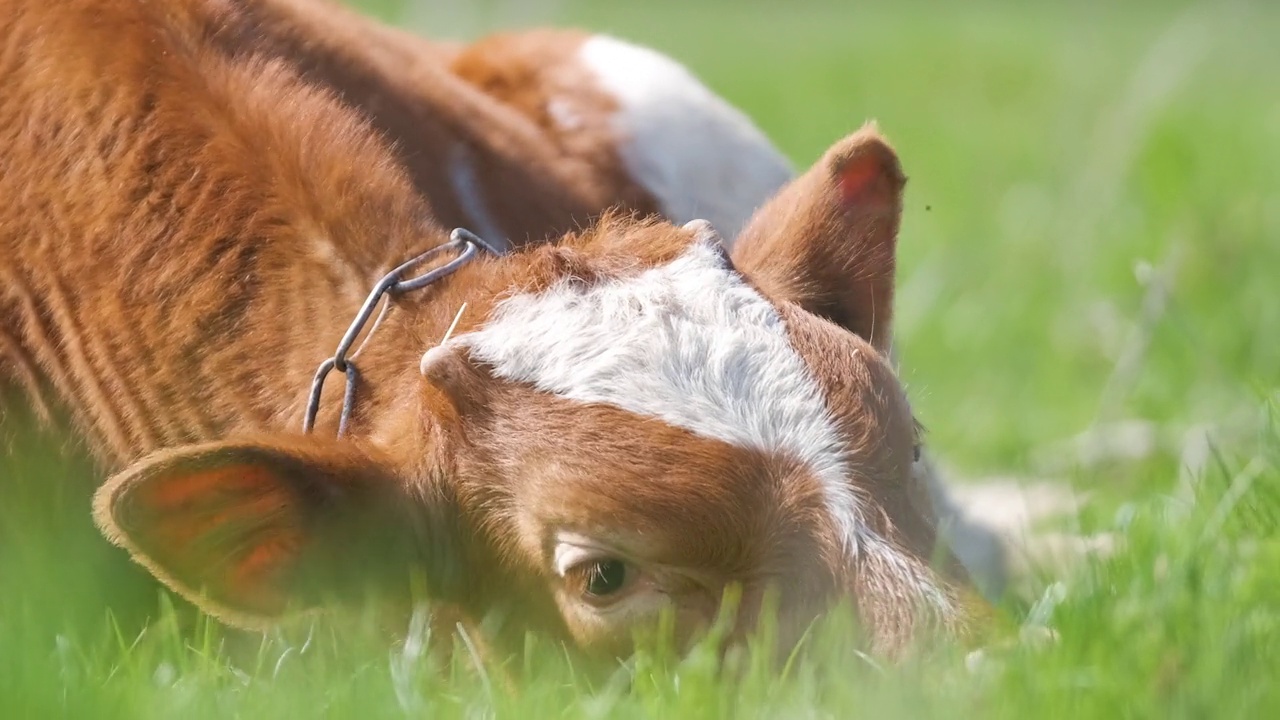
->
{"left": 1, "top": 0, "right": 987, "bottom": 661}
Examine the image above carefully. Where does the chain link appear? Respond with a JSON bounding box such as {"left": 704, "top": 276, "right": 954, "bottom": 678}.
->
{"left": 302, "top": 228, "right": 508, "bottom": 436}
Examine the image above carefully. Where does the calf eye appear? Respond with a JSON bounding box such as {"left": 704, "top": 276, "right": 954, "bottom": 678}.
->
{"left": 585, "top": 560, "right": 627, "bottom": 597}
{"left": 913, "top": 444, "right": 922, "bottom": 463}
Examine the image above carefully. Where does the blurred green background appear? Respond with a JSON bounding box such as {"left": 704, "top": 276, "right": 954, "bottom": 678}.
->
{"left": 2, "top": 0, "right": 1277, "bottom": 716}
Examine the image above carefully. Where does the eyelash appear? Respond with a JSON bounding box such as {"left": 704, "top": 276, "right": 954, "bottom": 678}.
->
{"left": 566, "top": 559, "right": 628, "bottom": 596}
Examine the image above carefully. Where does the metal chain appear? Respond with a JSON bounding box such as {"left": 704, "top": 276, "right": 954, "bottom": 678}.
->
{"left": 302, "top": 228, "right": 508, "bottom": 436}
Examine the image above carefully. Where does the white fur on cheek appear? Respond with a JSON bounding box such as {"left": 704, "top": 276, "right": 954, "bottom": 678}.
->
{"left": 578, "top": 35, "right": 794, "bottom": 242}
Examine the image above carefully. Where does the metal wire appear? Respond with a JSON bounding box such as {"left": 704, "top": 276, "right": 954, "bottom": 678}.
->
{"left": 302, "top": 228, "right": 508, "bottom": 436}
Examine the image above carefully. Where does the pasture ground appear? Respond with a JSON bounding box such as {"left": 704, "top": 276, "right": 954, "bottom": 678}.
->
{"left": 2, "top": 0, "right": 1277, "bottom": 716}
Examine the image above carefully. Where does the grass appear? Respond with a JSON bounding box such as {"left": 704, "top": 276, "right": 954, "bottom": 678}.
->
{"left": 2, "top": 0, "right": 1278, "bottom": 716}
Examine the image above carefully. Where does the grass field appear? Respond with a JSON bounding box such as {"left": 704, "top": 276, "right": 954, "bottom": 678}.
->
{"left": 2, "top": 0, "right": 1278, "bottom": 716}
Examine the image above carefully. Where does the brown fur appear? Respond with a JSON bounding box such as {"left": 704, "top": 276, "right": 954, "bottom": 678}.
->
{"left": 195, "top": 0, "right": 658, "bottom": 241}
{"left": 0, "top": 0, "right": 665, "bottom": 462}
{"left": 1, "top": 0, "right": 985, "bottom": 664}
{"left": 448, "top": 29, "right": 659, "bottom": 218}
{"left": 243, "top": 2, "right": 664, "bottom": 241}
{"left": 734, "top": 125, "right": 904, "bottom": 353}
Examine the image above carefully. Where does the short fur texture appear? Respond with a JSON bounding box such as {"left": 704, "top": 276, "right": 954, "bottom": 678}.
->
{"left": 2, "top": 0, "right": 988, "bottom": 664}
{"left": 459, "top": 228, "right": 865, "bottom": 552}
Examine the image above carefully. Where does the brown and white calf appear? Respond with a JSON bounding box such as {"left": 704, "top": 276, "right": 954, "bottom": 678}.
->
{"left": 0, "top": 0, "right": 993, "bottom": 661}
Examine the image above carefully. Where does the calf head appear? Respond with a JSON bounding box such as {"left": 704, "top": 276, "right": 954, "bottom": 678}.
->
{"left": 94, "top": 125, "right": 981, "bottom": 662}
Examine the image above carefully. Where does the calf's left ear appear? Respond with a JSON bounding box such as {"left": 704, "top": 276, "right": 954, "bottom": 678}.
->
{"left": 729, "top": 124, "right": 905, "bottom": 352}
{"left": 93, "top": 434, "right": 462, "bottom": 629}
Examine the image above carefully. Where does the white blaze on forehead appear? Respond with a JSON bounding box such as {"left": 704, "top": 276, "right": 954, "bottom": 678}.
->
{"left": 578, "top": 35, "right": 794, "bottom": 242}
{"left": 455, "top": 230, "right": 864, "bottom": 549}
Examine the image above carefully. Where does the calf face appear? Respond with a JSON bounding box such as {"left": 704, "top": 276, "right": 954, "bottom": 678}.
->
{"left": 95, "top": 127, "right": 981, "bottom": 660}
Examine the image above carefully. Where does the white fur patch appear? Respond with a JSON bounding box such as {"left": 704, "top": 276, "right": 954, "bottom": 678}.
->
{"left": 458, "top": 235, "right": 856, "bottom": 553}
{"left": 578, "top": 36, "right": 794, "bottom": 242}
{"left": 553, "top": 532, "right": 602, "bottom": 577}
{"left": 455, "top": 236, "right": 955, "bottom": 613}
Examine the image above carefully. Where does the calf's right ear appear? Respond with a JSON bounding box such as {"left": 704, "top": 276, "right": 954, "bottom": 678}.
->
{"left": 93, "top": 433, "right": 464, "bottom": 629}
{"left": 729, "top": 124, "right": 905, "bottom": 353}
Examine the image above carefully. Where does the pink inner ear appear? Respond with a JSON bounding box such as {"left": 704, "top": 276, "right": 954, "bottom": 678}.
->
{"left": 228, "top": 529, "right": 302, "bottom": 610}
{"left": 130, "top": 463, "right": 304, "bottom": 615}
{"left": 837, "top": 152, "right": 891, "bottom": 207}
{"left": 145, "top": 465, "right": 279, "bottom": 510}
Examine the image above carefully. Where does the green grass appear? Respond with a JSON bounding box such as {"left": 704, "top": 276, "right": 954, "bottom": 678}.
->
{"left": 3, "top": 0, "right": 1278, "bottom": 716}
